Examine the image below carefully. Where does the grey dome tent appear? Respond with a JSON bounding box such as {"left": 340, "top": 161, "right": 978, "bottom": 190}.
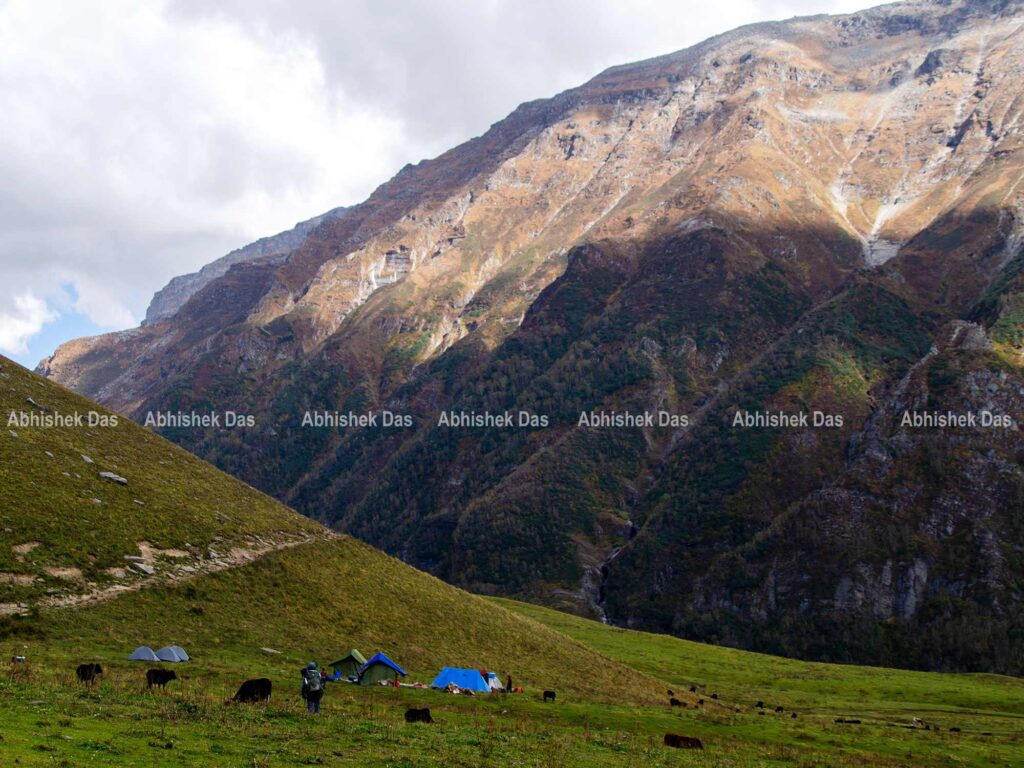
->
{"left": 128, "top": 645, "right": 160, "bottom": 662}
{"left": 156, "top": 646, "right": 189, "bottom": 662}
{"left": 169, "top": 645, "right": 190, "bottom": 661}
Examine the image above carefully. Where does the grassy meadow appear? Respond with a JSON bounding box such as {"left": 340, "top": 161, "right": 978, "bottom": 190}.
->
{"left": 3, "top": 356, "right": 1024, "bottom": 765}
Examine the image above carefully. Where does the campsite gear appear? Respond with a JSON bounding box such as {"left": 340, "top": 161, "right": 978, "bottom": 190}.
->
{"left": 328, "top": 649, "right": 367, "bottom": 680}
{"left": 485, "top": 672, "right": 504, "bottom": 692}
{"left": 302, "top": 662, "right": 324, "bottom": 714}
{"left": 430, "top": 667, "right": 491, "bottom": 692}
{"left": 128, "top": 646, "right": 160, "bottom": 662}
{"left": 358, "top": 653, "right": 406, "bottom": 686}
{"left": 155, "top": 646, "right": 189, "bottom": 662}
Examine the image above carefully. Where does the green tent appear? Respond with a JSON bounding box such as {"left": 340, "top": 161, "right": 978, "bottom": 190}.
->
{"left": 358, "top": 652, "right": 406, "bottom": 686}
{"left": 329, "top": 649, "right": 367, "bottom": 680}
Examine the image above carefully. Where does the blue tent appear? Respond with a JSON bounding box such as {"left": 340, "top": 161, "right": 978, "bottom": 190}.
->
{"left": 358, "top": 652, "right": 407, "bottom": 686}
{"left": 430, "top": 667, "right": 490, "bottom": 692}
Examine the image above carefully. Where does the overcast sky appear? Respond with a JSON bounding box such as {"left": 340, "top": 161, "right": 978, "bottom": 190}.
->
{"left": 0, "top": 0, "right": 868, "bottom": 367}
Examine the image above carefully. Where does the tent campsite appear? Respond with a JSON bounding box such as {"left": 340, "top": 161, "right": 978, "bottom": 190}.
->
{"left": 156, "top": 646, "right": 190, "bottom": 662}
{"left": 128, "top": 646, "right": 160, "bottom": 662}
{"left": 430, "top": 667, "right": 491, "bottom": 692}
{"left": 328, "top": 649, "right": 366, "bottom": 680}
{"left": 358, "top": 652, "right": 406, "bottom": 686}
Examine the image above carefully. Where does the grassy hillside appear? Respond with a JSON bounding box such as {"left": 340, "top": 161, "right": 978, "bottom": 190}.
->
{"left": 499, "top": 599, "right": 1024, "bottom": 765}
{"left": 0, "top": 354, "right": 323, "bottom": 611}
{"left": 4, "top": 356, "right": 1024, "bottom": 765}
{"left": 43, "top": 536, "right": 663, "bottom": 704}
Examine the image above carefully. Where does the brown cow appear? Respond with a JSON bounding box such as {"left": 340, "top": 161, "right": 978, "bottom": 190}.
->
{"left": 664, "top": 734, "right": 703, "bottom": 749}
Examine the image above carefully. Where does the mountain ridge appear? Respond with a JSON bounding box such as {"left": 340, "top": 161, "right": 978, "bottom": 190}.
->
{"left": 38, "top": 0, "right": 1024, "bottom": 672}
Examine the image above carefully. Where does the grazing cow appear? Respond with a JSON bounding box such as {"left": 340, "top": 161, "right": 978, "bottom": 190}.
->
{"left": 755, "top": 701, "right": 764, "bottom": 709}
{"left": 232, "top": 678, "right": 272, "bottom": 703}
{"left": 663, "top": 734, "right": 704, "bottom": 750}
{"left": 689, "top": 685, "right": 697, "bottom": 693}
{"left": 950, "top": 727, "right": 961, "bottom": 733}
{"left": 404, "top": 707, "right": 434, "bottom": 724}
{"left": 697, "top": 699, "right": 704, "bottom": 706}
{"left": 791, "top": 712, "right": 798, "bottom": 719}
{"left": 146, "top": 669, "right": 178, "bottom": 689}
{"left": 667, "top": 689, "right": 674, "bottom": 697}
{"left": 669, "top": 698, "right": 683, "bottom": 707}
{"left": 76, "top": 663, "right": 103, "bottom": 685}
{"left": 710, "top": 692, "right": 719, "bottom": 700}
{"left": 543, "top": 690, "right": 556, "bottom": 703}
{"left": 775, "top": 706, "right": 784, "bottom": 713}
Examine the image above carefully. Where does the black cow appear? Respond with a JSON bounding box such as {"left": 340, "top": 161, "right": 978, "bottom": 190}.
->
{"left": 664, "top": 734, "right": 703, "bottom": 749}
{"left": 775, "top": 706, "right": 784, "bottom": 713}
{"left": 791, "top": 712, "right": 798, "bottom": 719}
{"left": 76, "top": 663, "right": 103, "bottom": 684}
{"left": 755, "top": 700, "right": 764, "bottom": 708}
{"left": 146, "top": 669, "right": 178, "bottom": 689}
{"left": 233, "top": 678, "right": 272, "bottom": 703}
{"left": 404, "top": 707, "right": 434, "bottom": 723}
{"left": 689, "top": 685, "right": 697, "bottom": 693}
{"left": 543, "top": 690, "right": 556, "bottom": 703}
{"left": 669, "top": 697, "right": 683, "bottom": 707}
{"left": 710, "top": 692, "right": 719, "bottom": 700}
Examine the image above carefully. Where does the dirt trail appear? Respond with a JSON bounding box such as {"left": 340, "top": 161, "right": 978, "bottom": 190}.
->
{"left": 0, "top": 531, "right": 334, "bottom": 617}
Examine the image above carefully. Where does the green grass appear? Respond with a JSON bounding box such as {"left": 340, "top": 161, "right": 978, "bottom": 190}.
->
{"left": 0, "top": 355, "right": 322, "bottom": 607}
{"left": 43, "top": 537, "right": 663, "bottom": 705}
{"left": 496, "top": 599, "right": 1024, "bottom": 766}
{"left": 4, "top": 355, "right": 1024, "bottom": 765}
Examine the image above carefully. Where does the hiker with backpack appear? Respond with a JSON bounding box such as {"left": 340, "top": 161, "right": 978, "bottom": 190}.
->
{"left": 302, "top": 661, "right": 324, "bottom": 714}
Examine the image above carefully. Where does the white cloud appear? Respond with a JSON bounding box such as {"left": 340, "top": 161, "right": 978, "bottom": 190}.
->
{"left": 0, "top": 0, "right": 870, "bottom": 362}
{"left": 0, "top": 293, "right": 57, "bottom": 355}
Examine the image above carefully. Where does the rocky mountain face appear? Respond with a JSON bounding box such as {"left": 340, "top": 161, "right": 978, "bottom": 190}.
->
{"left": 143, "top": 207, "right": 348, "bottom": 325}
{"left": 40, "top": 0, "right": 1024, "bottom": 672}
